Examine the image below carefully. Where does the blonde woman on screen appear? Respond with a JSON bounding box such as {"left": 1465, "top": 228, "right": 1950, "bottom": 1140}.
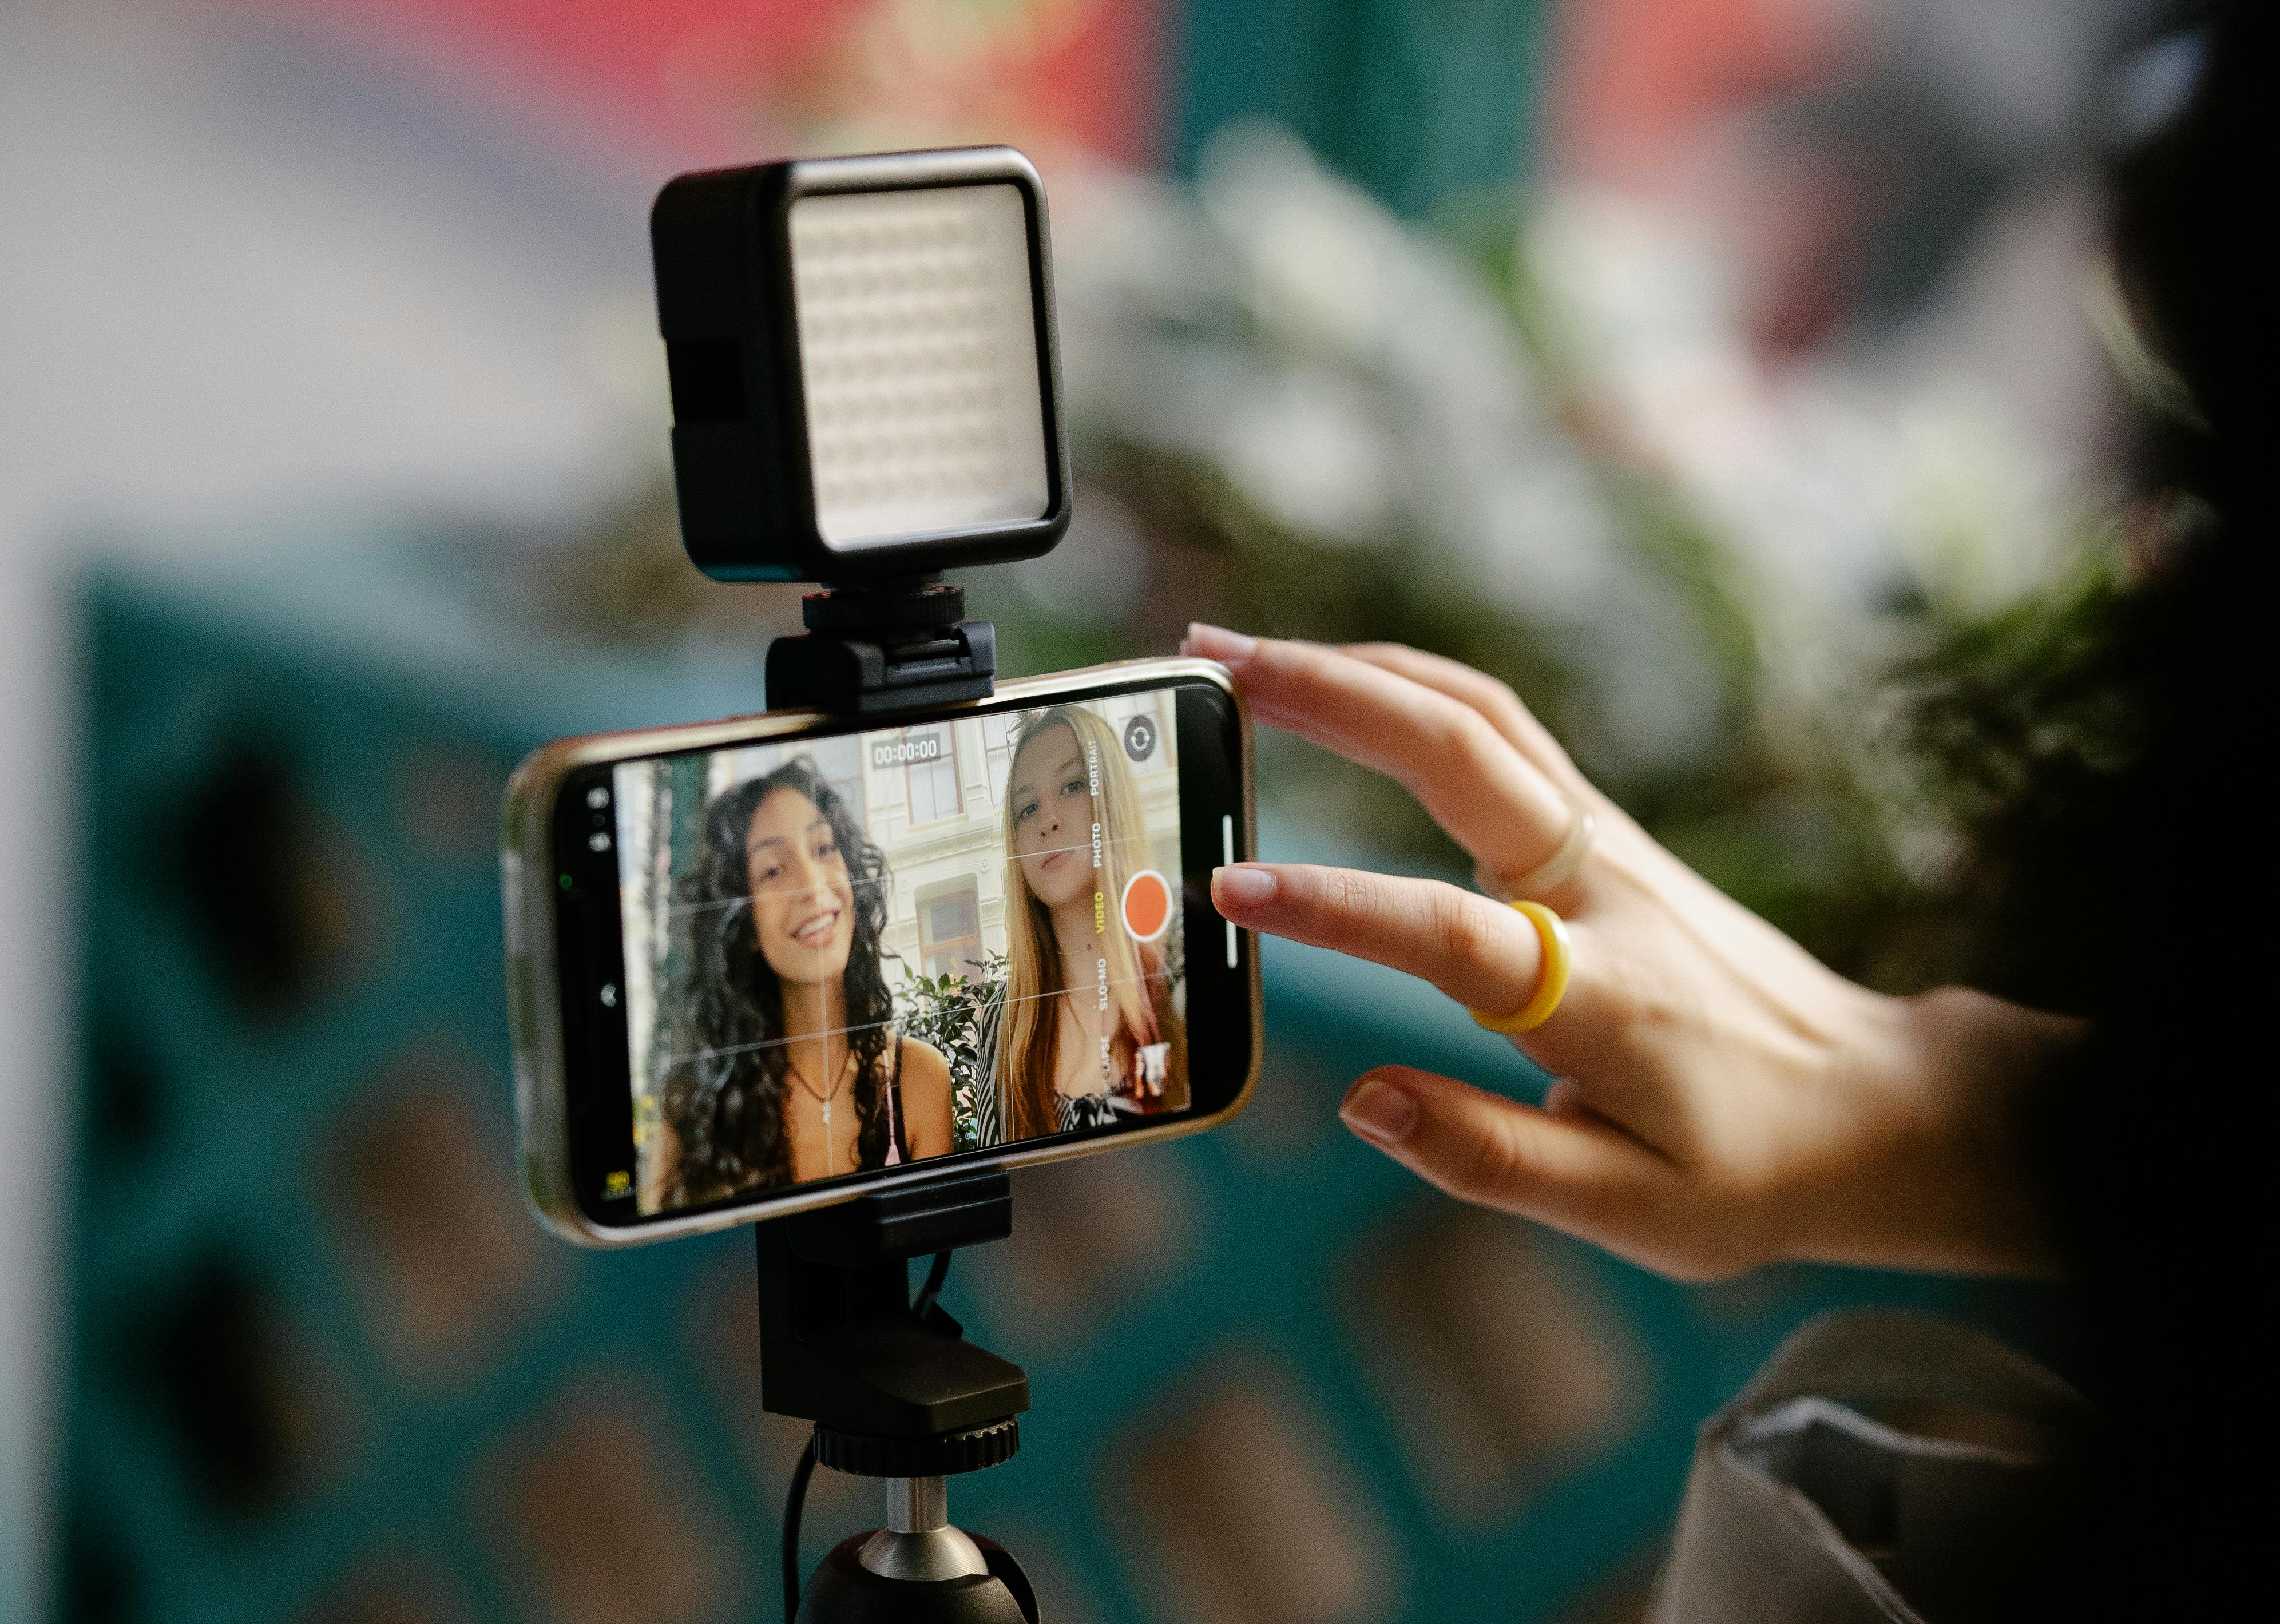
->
{"left": 973, "top": 705, "right": 1186, "bottom": 1146}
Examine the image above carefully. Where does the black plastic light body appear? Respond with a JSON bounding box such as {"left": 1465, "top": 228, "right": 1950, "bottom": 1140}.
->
{"left": 651, "top": 146, "right": 1073, "bottom": 584}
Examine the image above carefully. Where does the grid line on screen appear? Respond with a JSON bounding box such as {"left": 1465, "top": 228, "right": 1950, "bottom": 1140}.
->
{"left": 650, "top": 967, "right": 1169, "bottom": 1075}
{"left": 653, "top": 829, "right": 1165, "bottom": 920}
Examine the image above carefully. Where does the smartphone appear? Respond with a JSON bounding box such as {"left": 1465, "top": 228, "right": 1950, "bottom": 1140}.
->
{"left": 503, "top": 658, "right": 1259, "bottom": 1245}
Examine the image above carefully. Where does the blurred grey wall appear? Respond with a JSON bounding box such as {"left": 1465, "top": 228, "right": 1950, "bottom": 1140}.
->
{"left": 0, "top": 3, "right": 676, "bottom": 1608}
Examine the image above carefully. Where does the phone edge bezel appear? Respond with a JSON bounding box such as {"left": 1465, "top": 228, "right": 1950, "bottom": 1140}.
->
{"left": 503, "top": 654, "right": 1260, "bottom": 1249}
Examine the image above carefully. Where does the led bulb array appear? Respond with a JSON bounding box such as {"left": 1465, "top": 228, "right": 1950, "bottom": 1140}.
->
{"left": 790, "top": 184, "right": 1051, "bottom": 549}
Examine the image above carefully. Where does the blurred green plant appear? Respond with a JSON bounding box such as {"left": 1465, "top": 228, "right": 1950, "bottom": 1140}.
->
{"left": 1871, "top": 536, "right": 2162, "bottom": 1010}
{"left": 543, "top": 124, "right": 2152, "bottom": 1008}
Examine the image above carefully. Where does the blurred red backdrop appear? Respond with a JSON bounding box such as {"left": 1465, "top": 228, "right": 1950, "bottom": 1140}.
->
{"left": 224, "top": 0, "right": 1168, "bottom": 169}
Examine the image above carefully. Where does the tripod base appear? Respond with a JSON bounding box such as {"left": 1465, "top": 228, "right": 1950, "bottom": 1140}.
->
{"left": 796, "top": 1532, "right": 1037, "bottom": 1624}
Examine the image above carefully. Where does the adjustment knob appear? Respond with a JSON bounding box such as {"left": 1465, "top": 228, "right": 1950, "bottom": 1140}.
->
{"left": 813, "top": 1416, "right": 1020, "bottom": 1478}
{"left": 802, "top": 580, "right": 966, "bottom": 632}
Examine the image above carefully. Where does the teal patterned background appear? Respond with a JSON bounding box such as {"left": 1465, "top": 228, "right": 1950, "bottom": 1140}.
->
{"left": 61, "top": 529, "right": 2066, "bottom": 1624}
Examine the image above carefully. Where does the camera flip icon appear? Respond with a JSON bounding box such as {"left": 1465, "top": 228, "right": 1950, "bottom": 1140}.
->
{"left": 1121, "top": 714, "right": 1157, "bottom": 762}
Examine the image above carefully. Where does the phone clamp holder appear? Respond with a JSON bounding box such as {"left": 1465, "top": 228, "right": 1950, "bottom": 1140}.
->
{"left": 758, "top": 1169, "right": 1038, "bottom": 1623}
{"left": 764, "top": 577, "right": 997, "bottom": 717}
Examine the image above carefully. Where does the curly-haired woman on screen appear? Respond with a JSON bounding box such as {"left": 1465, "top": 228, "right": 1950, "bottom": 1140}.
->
{"left": 643, "top": 759, "right": 953, "bottom": 1209}
{"left": 973, "top": 705, "right": 1186, "bottom": 1146}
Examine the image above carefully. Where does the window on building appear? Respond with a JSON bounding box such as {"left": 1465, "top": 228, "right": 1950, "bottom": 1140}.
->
{"left": 902, "top": 723, "right": 961, "bottom": 824}
{"left": 916, "top": 880, "right": 984, "bottom": 980}
{"left": 807, "top": 735, "right": 869, "bottom": 833}
{"left": 982, "top": 712, "right": 1021, "bottom": 805}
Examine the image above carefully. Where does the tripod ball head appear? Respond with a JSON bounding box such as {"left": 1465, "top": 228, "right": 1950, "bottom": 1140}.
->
{"left": 797, "top": 1532, "right": 1037, "bottom": 1624}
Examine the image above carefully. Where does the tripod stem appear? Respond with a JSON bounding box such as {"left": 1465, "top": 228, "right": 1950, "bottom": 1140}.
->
{"left": 887, "top": 1476, "right": 949, "bottom": 1534}
{"left": 861, "top": 1475, "right": 988, "bottom": 1582}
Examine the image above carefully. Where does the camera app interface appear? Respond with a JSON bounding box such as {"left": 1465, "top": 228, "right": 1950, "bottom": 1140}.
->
{"left": 612, "top": 695, "right": 1187, "bottom": 1213}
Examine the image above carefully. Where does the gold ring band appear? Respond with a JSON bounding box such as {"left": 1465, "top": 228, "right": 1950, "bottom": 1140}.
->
{"left": 1470, "top": 900, "right": 1572, "bottom": 1034}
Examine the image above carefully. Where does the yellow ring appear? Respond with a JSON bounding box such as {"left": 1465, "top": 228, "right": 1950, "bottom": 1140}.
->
{"left": 1469, "top": 900, "right": 1572, "bottom": 1033}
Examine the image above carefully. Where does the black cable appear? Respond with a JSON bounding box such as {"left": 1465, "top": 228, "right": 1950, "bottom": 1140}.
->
{"left": 782, "top": 1435, "right": 817, "bottom": 1624}
{"left": 780, "top": 1253, "right": 951, "bottom": 1622}
{"left": 911, "top": 1248, "right": 953, "bottom": 1322}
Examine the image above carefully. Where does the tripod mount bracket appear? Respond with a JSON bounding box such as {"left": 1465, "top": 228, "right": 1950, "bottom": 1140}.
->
{"left": 755, "top": 1169, "right": 1029, "bottom": 1474}
{"left": 764, "top": 578, "right": 997, "bottom": 716}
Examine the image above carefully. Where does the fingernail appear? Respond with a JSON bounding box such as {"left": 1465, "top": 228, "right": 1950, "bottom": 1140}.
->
{"left": 1184, "top": 622, "right": 1258, "bottom": 665}
{"left": 1341, "top": 1078, "right": 1419, "bottom": 1145}
{"left": 1212, "top": 863, "right": 1278, "bottom": 910}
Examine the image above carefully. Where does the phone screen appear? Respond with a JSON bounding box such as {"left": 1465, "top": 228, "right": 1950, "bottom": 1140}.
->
{"left": 572, "top": 682, "right": 1240, "bottom": 1220}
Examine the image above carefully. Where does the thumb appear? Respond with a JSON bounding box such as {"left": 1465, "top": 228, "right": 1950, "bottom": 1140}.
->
{"left": 1338, "top": 1065, "right": 1662, "bottom": 1238}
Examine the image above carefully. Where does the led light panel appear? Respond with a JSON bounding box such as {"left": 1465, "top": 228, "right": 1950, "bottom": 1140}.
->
{"left": 788, "top": 183, "right": 1052, "bottom": 550}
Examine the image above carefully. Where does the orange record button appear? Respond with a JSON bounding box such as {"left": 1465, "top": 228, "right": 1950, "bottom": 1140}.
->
{"left": 1121, "top": 869, "right": 1173, "bottom": 943}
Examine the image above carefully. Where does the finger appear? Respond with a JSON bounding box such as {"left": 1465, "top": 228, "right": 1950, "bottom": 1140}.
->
{"left": 1187, "top": 628, "right": 1573, "bottom": 882}
{"left": 1339, "top": 1065, "right": 1667, "bottom": 1238}
{"left": 1212, "top": 862, "right": 1545, "bottom": 1017}
{"left": 1214, "top": 863, "right": 1628, "bottom": 1093}
{"left": 1336, "top": 642, "right": 1590, "bottom": 799}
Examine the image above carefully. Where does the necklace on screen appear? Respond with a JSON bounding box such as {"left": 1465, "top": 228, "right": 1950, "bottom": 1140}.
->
{"left": 788, "top": 1046, "right": 855, "bottom": 1165}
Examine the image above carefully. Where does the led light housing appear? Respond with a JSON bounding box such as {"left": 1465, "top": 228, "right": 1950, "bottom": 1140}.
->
{"left": 652, "top": 147, "right": 1071, "bottom": 583}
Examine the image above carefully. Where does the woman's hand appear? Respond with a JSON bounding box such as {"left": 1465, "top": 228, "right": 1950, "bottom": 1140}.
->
{"left": 1184, "top": 625, "right": 2080, "bottom": 1280}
